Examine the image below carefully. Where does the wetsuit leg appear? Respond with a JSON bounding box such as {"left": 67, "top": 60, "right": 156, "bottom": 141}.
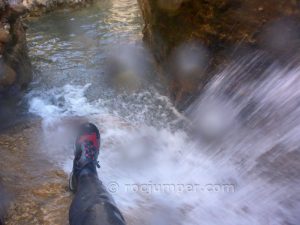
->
{"left": 69, "top": 171, "right": 126, "bottom": 225}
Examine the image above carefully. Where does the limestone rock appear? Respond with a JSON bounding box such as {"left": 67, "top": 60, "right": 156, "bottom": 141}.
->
{"left": 21, "top": 0, "right": 93, "bottom": 16}
{"left": 0, "top": 0, "right": 32, "bottom": 94}
{"left": 138, "top": 0, "right": 300, "bottom": 108}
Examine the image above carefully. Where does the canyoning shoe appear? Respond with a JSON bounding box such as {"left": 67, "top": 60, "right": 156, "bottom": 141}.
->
{"left": 69, "top": 123, "right": 101, "bottom": 192}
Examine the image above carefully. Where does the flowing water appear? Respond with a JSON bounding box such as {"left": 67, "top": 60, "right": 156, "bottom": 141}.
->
{"left": 2, "top": 0, "right": 300, "bottom": 224}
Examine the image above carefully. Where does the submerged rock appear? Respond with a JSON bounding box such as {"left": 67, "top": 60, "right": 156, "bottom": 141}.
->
{"left": 138, "top": 0, "right": 300, "bottom": 108}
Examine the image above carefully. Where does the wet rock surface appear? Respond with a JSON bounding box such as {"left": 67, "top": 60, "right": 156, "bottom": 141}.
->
{"left": 138, "top": 0, "right": 300, "bottom": 107}
{"left": 20, "top": 0, "right": 93, "bottom": 17}
{"left": 0, "top": 119, "right": 72, "bottom": 225}
{"left": 0, "top": 116, "right": 136, "bottom": 225}
{"left": 0, "top": 0, "right": 32, "bottom": 95}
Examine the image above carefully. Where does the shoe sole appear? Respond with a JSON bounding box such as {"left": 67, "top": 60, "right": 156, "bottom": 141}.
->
{"left": 69, "top": 171, "right": 77, "bottom": 192}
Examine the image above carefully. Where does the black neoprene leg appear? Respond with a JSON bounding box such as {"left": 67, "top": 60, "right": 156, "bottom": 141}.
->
{"left": 69, "top": 171, "right": 126, "bottom": 225}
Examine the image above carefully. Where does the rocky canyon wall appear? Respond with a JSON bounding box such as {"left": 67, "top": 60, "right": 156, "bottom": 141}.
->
{"left": 21, "top": 0, "right": 93, "bottom": 16}
{"left": 0, "top": 0, "right": 94, "bottom": 96}
{"left": 0, "top": 0, "right": 31, "bottom": 96}
{"left": 138, "top": 0, "right": 300, "bottom": 108}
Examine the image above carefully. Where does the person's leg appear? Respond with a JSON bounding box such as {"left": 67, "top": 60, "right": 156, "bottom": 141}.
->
{"left": 68, "top": 123, "right": 126, "bottom": 225}
{"left": 69, "top": 169, "right": 126, "bottom": 225}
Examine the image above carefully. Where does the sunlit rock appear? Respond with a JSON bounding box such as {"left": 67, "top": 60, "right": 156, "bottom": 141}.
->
{"left": 0, "top": 0, "right": 32, "bottom": 94}
{"left": 21, "top": 0, "right": 93, "bottom": 16}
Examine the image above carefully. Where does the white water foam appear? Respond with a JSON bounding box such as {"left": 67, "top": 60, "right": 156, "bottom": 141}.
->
{"left": 29, "top": 84, "right": 101, "bottom": 119}
{"left": 27, "top": 54, "right": 300, "bottom": 225}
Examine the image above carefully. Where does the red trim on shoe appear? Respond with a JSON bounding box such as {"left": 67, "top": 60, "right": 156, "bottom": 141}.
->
{"left": 77, "top": 133, "right": 100, "bottom": 149}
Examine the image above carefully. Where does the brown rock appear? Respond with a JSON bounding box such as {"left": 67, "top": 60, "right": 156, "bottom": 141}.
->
{"left": 0, "top": 0, "right": 32, "bottom": 94}
{"left": 0, "top": 63, "right": 16, "bottom": 87}
{"left": 10, "top": 4, "right": 27, "bottom": 16}
{"left": 0, "top": 29, "right": 10, "bottom": 43}
{"left": 138, "top": 0, "right": 300, "bottom": 107}
{"left": 0, "top": 0, "right": 6, "bottom": 11}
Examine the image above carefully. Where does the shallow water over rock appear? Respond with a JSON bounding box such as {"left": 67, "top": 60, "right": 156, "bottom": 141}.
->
{"left": 0, "top": 120, "right": 71, "bottom": 224}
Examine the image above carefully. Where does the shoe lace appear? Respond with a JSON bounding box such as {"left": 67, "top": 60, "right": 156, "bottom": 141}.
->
{"left": 83, "top": 140, "right": 101, "bottom": 168}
